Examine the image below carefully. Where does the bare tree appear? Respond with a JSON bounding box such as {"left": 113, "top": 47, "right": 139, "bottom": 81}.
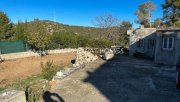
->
{"left": 93, "top": 14, "right": 133, "bottom": 46}
{"left": 93, "top": 13, "right": 119, "bottom": 28}
{"left": 93, "top": 13, "right": 120, "bottom": 44}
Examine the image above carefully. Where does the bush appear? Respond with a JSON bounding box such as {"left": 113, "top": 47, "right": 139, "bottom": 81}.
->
{"left": 118, "top": 34, "right": 129, "bottom": 47}
{"left": 25, "top": 79, "right": 50, "bottom": 102}
{"left": 41, "top": 61, "right": 63, "bottom": 81}
{"left": 87, "top": 38, "right": 111, "bottom": 48}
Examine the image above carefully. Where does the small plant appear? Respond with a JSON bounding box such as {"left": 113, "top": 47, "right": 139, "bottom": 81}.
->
{"left": 25, "top": 79, "right": 50, "bottom": 102}
{"left": 41, "top": 60, "right": 63, "bottom": 81}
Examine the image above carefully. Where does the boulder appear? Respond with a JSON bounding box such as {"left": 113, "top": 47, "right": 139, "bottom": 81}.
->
{"left": 56, "top": 71, "right": 64, "bottom": 77}
{"left": 0, "top": 90, "right": 26, "bottom": 102}
{"left": 104, "top": 49, "right": 114, "bottom": 60}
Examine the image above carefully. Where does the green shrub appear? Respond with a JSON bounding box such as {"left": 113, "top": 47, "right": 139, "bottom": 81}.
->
{"left": 25, "top": 79, "right": 50, "bottom": 102}
{"left": 87, "top": 38, "right": 111, "bottom": 48}
{"left": 41, "top": 61, "right": 63, "bottom": 81}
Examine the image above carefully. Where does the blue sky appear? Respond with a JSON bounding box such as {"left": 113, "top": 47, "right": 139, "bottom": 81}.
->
{"left": 0, "top": 0, "right": 164, "bottom": 28}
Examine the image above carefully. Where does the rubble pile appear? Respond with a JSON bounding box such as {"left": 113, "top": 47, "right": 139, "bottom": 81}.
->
{"left": 73, "top": 48, "right": 98, "bottom": 68}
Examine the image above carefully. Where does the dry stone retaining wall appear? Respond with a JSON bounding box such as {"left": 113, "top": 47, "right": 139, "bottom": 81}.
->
{"left": 53, "top": 48, "right": 99, "bottom": 83}
{"left": 47, "top": 48, "right": 77, "bottom": 54}
{"left": 0, "top": 51, "right": 39, "bottom": 60}
{"left": 0, "top": 48, "right": 77, "bottom": 60}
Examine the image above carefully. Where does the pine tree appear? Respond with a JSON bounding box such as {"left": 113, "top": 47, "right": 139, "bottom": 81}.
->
{"left": 0, "top": 11, "right": 13, "bottom": 40}
{"left": 162, "top": 0, "right": 180, "bottom": 27}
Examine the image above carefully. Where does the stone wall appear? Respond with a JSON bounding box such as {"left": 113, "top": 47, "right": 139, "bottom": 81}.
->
{"left": 128, "top": 27, "right": 180, "bottom": 66}
{"left": 47, "top": 48, "right": 77, "bottom": 54}
{"left": 0, "top": 49, "right": 77, "bottom": 60}
{"left": 0, "top": 51, "right": 39, "bottom": 60}
{"left": 53, "top": 48, "right": 99, "bottom": 83}
{"left": 155, "top": 30, "right": 180, "bottom": 65}
{"left": 128, "top": 28, "right": 157, "bottom": 58}
{"left": 0, "top": 90, "right": 26, "bottom": 102}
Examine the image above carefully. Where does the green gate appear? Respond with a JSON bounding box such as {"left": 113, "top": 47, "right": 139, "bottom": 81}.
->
{"left": 0, "top": 40, "right": 28, "bottom": 54}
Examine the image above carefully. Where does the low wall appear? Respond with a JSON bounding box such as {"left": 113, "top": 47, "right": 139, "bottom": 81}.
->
{"left": 47, "top": 48, "right": 77, "bottom": 54}
{"left": 0, "top": 49, "right": 77, "bottom": 60}
{"left": 0, "top": 51, "right": 39, "bottom": 60}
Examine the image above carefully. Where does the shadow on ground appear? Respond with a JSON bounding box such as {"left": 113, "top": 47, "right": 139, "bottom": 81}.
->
{"left": 43, "top": 91, "right": 65, "bottom": 102}
{"left": 84, "top": 55, "right": 180, "bottom": 102}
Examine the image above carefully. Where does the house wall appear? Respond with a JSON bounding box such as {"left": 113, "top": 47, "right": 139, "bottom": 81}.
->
{"left": 177, "top": 32, "right": 180, "bottom": 65}
{"left": 128, "top": 28, "right": 156, "bottom": 59}
{"left": 155, "top": 31, "right": 180, "bottom": 65}
{"left": 129, "top": 28, "right": 180, "bottom": 66}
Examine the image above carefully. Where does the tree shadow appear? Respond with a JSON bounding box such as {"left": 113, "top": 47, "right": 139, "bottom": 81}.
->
{"left": 43, "top": 91, "right": 65, "bottom": 102}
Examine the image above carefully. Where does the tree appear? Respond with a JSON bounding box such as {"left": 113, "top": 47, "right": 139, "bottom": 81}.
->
{"left": 152, "top": 18, "right": 163, "bottom": 28}
{"left": 93, "top": 14, "right": 132, "bottom": 46}
{"left": 87, "top": 38, "right": 111, "bottom": 48}
{"left": 27, "top": 19, "right": 51, "bottom": 55}
{"left": 119, "top": 20, "right": 132, "bottom": 34}
{"left": 27, "top": 33, "right": 50, "bottom": 55}
{"left": 93, "top": 13, "right": 120, "bottom": 43}
{"left": 117, "top": 21, "right": 132, "bottom": 47}
{"left": 162, "top": 0, "right": 180, "bottom": 27}
{"left": 0, "top": 11, "right": 13, "bottom": 40}
{"left": 14, "top": 20, "right": 28, "bottom": 40}
{"left": 50, "top": 31, "right": 78, "bottom": 49}
{"left": 93, "top": 13, "right": 119, "bottom": 28}
{"left": 135, "top": 1, "right": 155, "bottom": 27}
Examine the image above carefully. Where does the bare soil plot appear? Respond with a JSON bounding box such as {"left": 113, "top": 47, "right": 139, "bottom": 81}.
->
{"left": 0, "top": 53, "right": 76, "bottom": 87}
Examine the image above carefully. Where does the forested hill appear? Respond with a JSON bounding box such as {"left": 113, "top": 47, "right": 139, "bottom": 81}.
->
{"left": 11, "top": 19, "right": 130, "bottom": 49}
{"left": 20, "top": 20, "right": 101, "bottom": 36}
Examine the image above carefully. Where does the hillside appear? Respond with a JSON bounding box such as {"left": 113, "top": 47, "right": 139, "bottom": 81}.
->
{"left": 20, "top": 20, "right": 101, "bottom": 36}
{"left": 13, "top": 19, "right": 129, "bottom": 49}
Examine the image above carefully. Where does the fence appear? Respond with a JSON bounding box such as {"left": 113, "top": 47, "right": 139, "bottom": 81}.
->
{"left": 0, "top": 40, "right": 28, "bottom": 54}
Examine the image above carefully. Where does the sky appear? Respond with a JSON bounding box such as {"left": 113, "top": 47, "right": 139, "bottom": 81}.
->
{"left": 0, "top": 0, "right": 164, "bottom": 28}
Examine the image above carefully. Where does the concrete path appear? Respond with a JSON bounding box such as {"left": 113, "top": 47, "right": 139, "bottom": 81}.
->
{"left": 50, "top": 55, "right": 180, "bottom": 102}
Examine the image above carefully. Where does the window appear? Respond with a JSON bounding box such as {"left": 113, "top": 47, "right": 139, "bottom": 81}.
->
{"left": 163, "top": 37, "right": 174, "bottom": 50}
{"left": 137, "top": 39, "right": 144, "bottom": 48}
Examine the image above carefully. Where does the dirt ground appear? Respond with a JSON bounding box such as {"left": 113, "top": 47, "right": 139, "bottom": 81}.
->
{"left": 0, "top": 52, "right": 76, "bottom": 87}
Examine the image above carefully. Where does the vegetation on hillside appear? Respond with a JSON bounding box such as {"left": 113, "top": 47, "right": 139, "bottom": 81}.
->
{"left": 0, "top": 11, "right": 131, "bottom": 51}
{"left": 0, "top": 0, "right": 179, "bottom": 52}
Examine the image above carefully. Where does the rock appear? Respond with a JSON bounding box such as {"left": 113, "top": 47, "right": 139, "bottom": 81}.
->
{"left": 0, "top": 90, "right": 26, "bottom": 102}
{"left": 104, "top": 49, "right": 114, "bottom": 60}
{"left": 49, "top": 80, "right": 57, "bottom": 87}
{"left": 56, "top": 71, "right": 64, "bottom": 77}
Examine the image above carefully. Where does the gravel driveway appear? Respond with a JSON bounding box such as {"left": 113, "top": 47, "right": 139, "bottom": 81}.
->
{"left": 50, "top": 55, "right": 180, "bottom": 102}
